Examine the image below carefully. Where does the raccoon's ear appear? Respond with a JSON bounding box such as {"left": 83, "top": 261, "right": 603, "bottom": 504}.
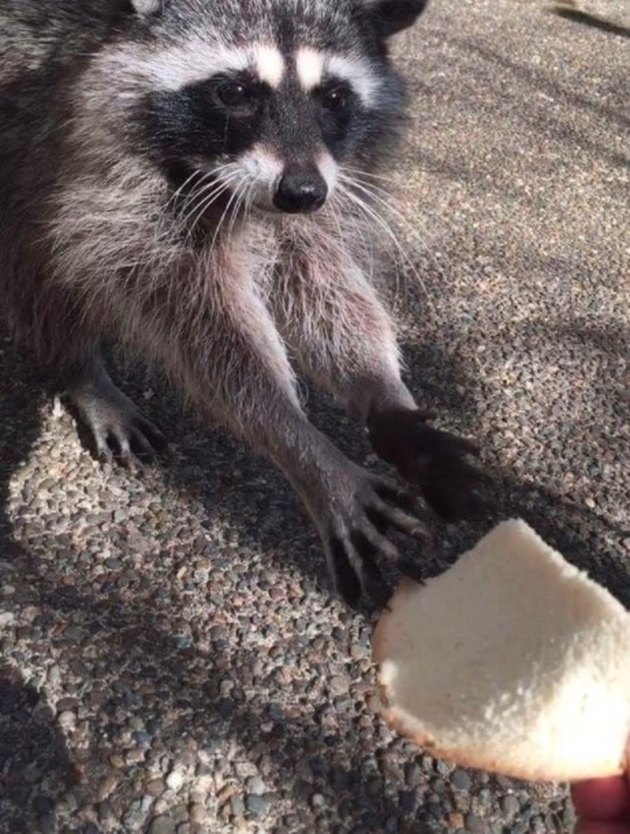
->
{"left": 363, "top": 0, "right": 429, "bottom": 37}
{"left": 129, "top": 0, "right": 162, "bottom": 16}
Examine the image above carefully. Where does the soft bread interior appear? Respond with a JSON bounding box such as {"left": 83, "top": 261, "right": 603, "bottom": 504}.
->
{"left": 373, "top": 519, "right": 630, "bottom": 782}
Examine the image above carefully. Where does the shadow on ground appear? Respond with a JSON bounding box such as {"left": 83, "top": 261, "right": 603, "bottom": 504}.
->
{"left": 550, "top": 6, "right": 630, "bottom": 40}
{"left": 0, "top": 664, "right": 77, "bottom": 834}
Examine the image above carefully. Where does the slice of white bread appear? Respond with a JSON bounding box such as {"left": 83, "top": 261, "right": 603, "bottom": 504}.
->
{"left": 373, "top": 519, "right": 630, "bottom": 782}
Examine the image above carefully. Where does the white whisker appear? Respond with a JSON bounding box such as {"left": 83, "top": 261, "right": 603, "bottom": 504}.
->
{"left": 185, "top": 185, "right": 232, "bottom": 241}
{"left": 181, "top": 173, "right": 241, "bottom": 238}
{"left": 225, "top": 174, "right": 253, "bottom": 243}
{"left": 337, "top": 170, "right": 449, "bottom": 313}
{"left": 167, "top": 162, "right": 234, "bottom": 213}
{"left": 208, "top": 178, "right": 244, "bottom": 254}
{"left": 333, "top": 181, "right": 438, "bottom": 325}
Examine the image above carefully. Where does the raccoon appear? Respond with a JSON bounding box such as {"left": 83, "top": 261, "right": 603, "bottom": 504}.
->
{"left": 0, "top": 0, "right": 486, "bottom": 604}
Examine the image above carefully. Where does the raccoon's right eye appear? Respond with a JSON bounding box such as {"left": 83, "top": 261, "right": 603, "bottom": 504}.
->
{"left": 216, "top": 81, "right": 247, "bottom": 107}
{"left": 320, "top": 86, "right": 350, "bottom": 113}
{"left": 214, "top": 79, "right": 258, "bottom": 113}
{"left": 315, "top": 81, "right": 354, "bottom": 117}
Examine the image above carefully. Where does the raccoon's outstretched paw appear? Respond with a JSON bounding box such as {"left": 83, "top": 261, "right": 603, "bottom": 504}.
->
{"left": 68, "top": 382, "right": 167, "bottom": 466}
{"left": 319, "top": 468, "right": 431, "bottom": 607}
{"left": 367, "top": 407, "right": 491, "bottom": 522}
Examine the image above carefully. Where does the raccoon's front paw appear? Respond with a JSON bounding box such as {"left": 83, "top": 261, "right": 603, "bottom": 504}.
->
{"left": 69, "top": 382, "right": 167, "bottom": 466}
{"left": 317, "top": 466, "right": 431, "bottom": 607}
{"left": 367, "top": 407, "right": 490, "bottom": 521}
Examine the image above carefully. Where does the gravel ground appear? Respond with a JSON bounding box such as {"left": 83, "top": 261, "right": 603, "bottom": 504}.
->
{"left": 0, "top": 1, "right": 628, "bottom": 833}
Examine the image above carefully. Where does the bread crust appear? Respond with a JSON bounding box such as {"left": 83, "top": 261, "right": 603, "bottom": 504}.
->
{"left": 372, "top": 526, "right": 630, "bottom": 784}
{"left": 375, "top": 697, "right": 627, "bottom": 782}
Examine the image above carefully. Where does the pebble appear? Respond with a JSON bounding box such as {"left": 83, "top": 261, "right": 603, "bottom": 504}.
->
{"left": 421, "top": 754, "right": 434, "bottom": 772}
{"left": 432, "top": 777, "right": 448, "bottom": 795}
{"left": 427, "top": 802, "right": 444, "bottom": 819}
{"left": 189, "top": 803, "right": 206, "bottom": 824}
{"left": 350, "top": 643, "right": 369, "bottom": 661}
{"left": 146, "top": 778, "right": 166, "bottom": 798}
{"left": 501, "top": 795, "right": 521, "bottom": 817}
{"left": 435, "top": 759, "right": 453, "bottom": 776}
{"left": 328, "top": 675, "right": 351, "bottom": 697}
{"left": 97, "top": 801, "right": 116, "bottom": 825}
{"left": 126, "top": 748, "right": 145, "bottom": 765}
{"left": 405, "top": 763, "right": 424, "bottom": 788}
{"left": 47, "top": 665, "right": 62, "bottom": 685}
{"left": 58, "top": 710, "right": 76, "bottom": 730}
{"left": 448, "top": 812, "right": 465, "bottom": 829}
{"left": 123, "top": 798, "right": 148, "bottom": 829}
{"left": 466, "top": 813, "right": 489, "bottom": 833}
{"left": 230, "top": 795, "right": 245, "bottom": 817}
{"left": 171, "top": 804, "right": 189, "bottom": 824}
{"left": 477, "top": 788, "right": 492, "bottom": 807}
{"left": 97, "top": 775, "right": 118, "bottom": 801}
{"left": 245, "top": 794, "right": 274, "bottom": 817}
{"left": 148, "top": 815, "right": 177, "bottom": 834}
{"left": 166, "top": 769, "right": 185, "bottom": 791}
{"left": 452, "top": 770, "right": 472, "bottom": 791}
{"left": 245, "top": 776, "right": 266, "bottom": 795}
{"left": 109, "top": 755, "right": 125, "bottom": 769}
{"left": 56, "top": 696, "right": 79, "bottom": 711}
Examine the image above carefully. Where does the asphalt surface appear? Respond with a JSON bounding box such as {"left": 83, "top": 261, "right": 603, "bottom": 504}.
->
{"left": 0, "top": 1, "right": 628, "bottom": 833}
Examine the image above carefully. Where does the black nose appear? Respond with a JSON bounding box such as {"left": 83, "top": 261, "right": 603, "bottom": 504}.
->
{"left": 274, "top": 167, "right": 328, "bottom": 214}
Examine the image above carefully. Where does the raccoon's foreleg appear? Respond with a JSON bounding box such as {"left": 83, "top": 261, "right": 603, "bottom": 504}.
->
{"left": 127, "top": 277, "right": 425, "bottom": 605}
{"left": 276, "top": 263, "right": 488, "bottom": 520}
{"left": 60, "top": 349, "right": 166, "bottom": 463}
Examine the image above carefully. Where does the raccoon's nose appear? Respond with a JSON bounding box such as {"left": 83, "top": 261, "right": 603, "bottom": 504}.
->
{"left": 274, "top": 167, "right": 328, "bottom": 214}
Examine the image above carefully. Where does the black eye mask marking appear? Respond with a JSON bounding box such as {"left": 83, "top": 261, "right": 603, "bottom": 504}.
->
{"left": 312, "top": 78, "right": 359, "bottom": 156}
{"left": 141, "top": 71, "right": 270, "bottom": 164}
{"left": 211, "top": 72, "right": 269, "bottom": 118}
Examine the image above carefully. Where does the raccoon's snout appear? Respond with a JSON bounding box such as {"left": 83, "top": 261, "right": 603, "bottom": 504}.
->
{"left": 273, "top": 165, "right": 328, "bottom": 214}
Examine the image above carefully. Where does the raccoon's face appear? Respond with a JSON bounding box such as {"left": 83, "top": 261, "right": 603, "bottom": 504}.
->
{"left": 131, "top": 0, "right": 428, "bottom": 216}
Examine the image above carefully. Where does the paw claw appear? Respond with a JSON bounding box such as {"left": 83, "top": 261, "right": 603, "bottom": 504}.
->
{"left": 330, "top": 537, "right": 362, "bottom": 607}
{"left": 322, "top": 467, "right": 430, "bottom": 607}
{"left": 71, "top": 384, "right": 167, "bottom": 466}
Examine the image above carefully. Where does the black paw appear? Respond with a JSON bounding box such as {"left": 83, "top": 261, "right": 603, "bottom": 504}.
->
{"left": 321, "top": 469, "right": 431, "bottom": 607}
{"left": 367, "top": 408, "right": 491, "bottom": 522}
